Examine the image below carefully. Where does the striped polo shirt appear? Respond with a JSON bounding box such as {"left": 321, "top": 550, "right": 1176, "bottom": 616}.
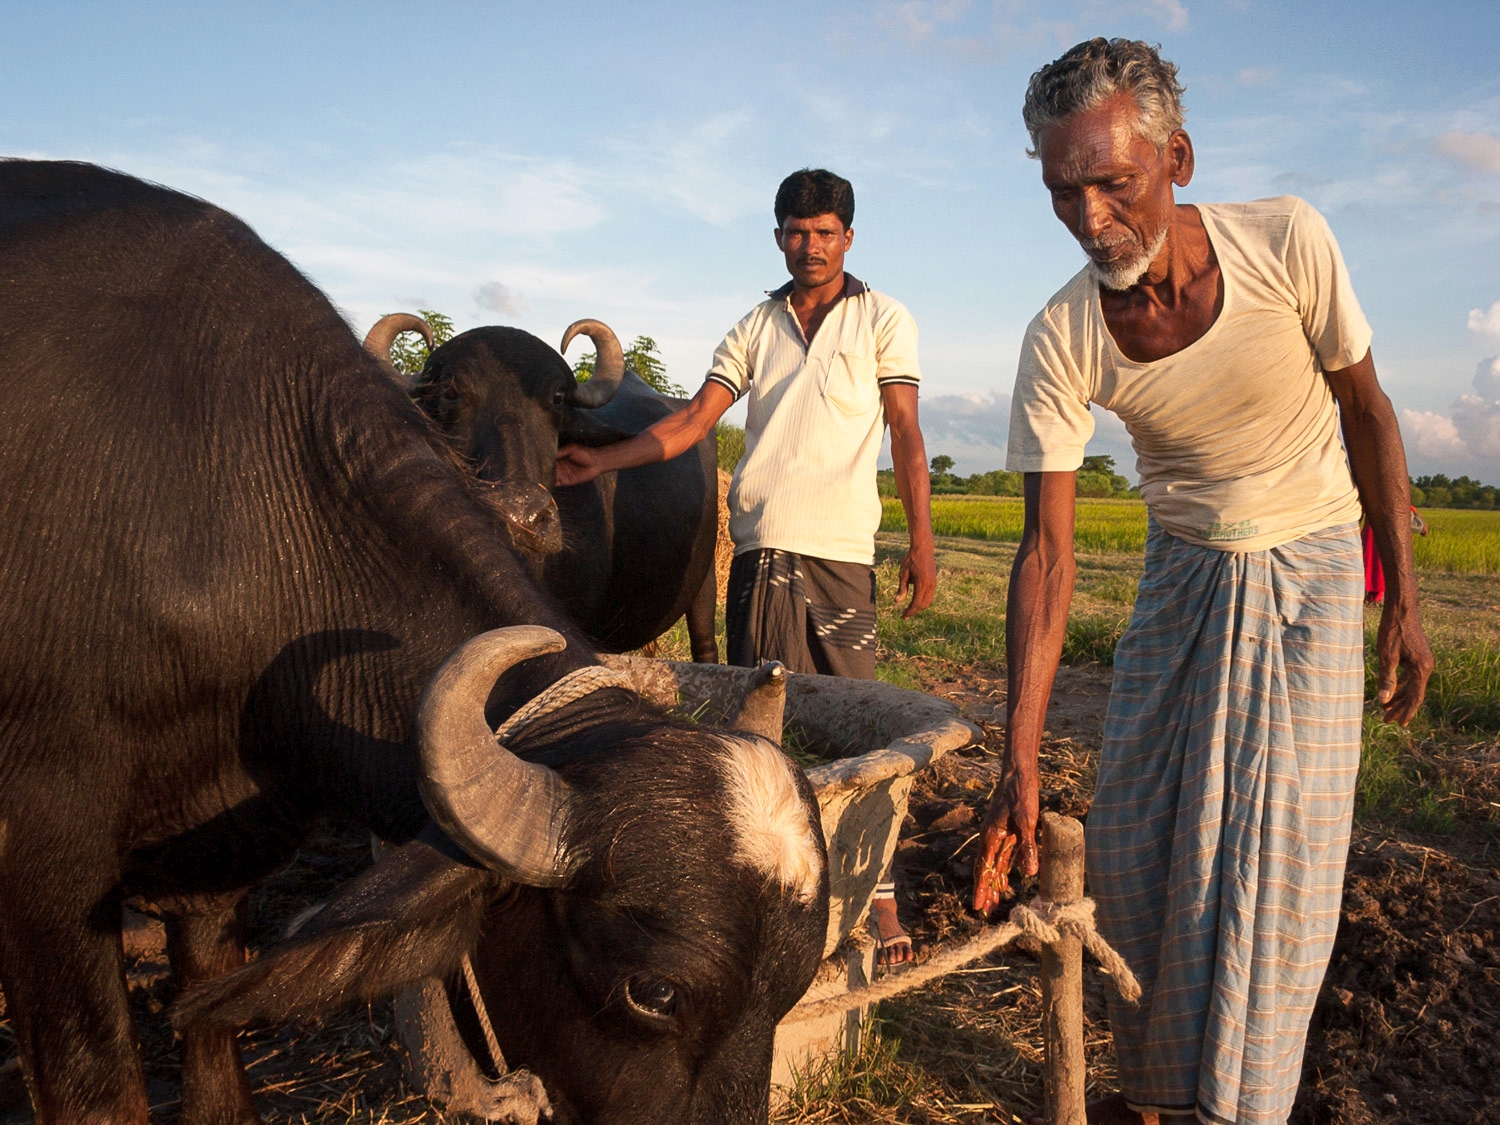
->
{"left": 706, "top": 273, "right": 921, "bottom": 565}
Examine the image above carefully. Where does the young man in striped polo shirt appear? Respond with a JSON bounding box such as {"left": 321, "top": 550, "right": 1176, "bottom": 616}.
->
{"left": 557, "top": 167, "right": 937, "bottom": 961}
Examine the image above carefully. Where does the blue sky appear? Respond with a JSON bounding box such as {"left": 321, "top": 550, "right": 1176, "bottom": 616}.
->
{"left": 5, "top": 0, "right": 1498, "bottom": 481}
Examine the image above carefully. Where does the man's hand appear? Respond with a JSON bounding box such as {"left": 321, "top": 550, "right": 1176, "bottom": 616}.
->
{"left": 971, "top": 766, "right": 1040, "bottom": 914}
{"left": 555, "top": 444, "right": 604, "bottom": 487}
{"left": 1375, "top": 599, "right": 1433, "bottom": 725}
{"left": 897, "top": 543, "right": 936, "bottom": 618}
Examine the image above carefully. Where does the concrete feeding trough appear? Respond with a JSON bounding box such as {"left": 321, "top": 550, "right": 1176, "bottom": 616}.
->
{"left": 602, "top": 657, "right": 981, "bottom": 1092}
{"left": 393, "top": 657, "right": 980, "bottom": 1111}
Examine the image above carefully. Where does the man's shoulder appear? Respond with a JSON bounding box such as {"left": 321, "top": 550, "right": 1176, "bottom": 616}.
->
{"left": 1198, "top": 195, "right": 1324, "bottom": 254}
{"left": 725, "top": 293, "right": 783, "bottom": 334}
{"left": 1026, "top": 266, "right": 1094, "bottom": 340}
{"left": 859, "top": 285, "right": 916, "bottom": 324}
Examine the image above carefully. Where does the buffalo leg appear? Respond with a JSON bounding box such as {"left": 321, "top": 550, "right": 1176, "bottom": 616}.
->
{"left": 686, "top": 569, "right": 719, "bottom": 664}
{"left": 165, "top": 892, "right": 259, "bottom": 1125}
{"left": 0, "top": 850, "right": 149, "bottom": 1124}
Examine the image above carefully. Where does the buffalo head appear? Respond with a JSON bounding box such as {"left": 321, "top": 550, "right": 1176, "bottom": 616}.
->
{"left": 175, "top": 628, "right": 829, "bottom": 1123}
{"left": 364, "top": 315, "right": 632, "bottom": 560}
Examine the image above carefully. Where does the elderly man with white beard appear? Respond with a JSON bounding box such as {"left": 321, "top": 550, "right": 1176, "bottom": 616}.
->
{"left": 970, "top": 39, "right": 1433, "bottom": 1125}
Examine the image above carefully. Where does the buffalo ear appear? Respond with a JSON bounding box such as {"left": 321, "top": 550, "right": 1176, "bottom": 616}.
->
{"left": 172, "top": 829, "right": 501, "bottom": 1030}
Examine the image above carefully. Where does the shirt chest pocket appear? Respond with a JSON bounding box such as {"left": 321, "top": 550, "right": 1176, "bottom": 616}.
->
{"left": 821, "top": 347, "right": 880, "bottom": 416}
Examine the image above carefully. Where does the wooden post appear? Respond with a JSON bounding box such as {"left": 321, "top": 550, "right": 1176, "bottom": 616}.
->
{"left": 1039, "top": 812, "right": 1086, "bottom": 1125}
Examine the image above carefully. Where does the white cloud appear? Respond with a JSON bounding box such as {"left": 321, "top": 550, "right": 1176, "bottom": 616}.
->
{"left": 1236, "top": 67, "right": 1277, "bottom": 87}
{"left": 876, "top": 0, "right": 942, "bottom": 46}
{"left": 1399, "top": 356, "right": 1500, "bottom": 477}
{"left": 1452, "top": 395, "right": 1500, "bottom": 460}
{"left": 475, "top": 282, "right": 525, "bottom": 316}
{"left": 911, "top": 392, "right": 1011, "bottom": 473}
{"left": 1476, "top": 356, "right": 1500, "bottom": 400}
{"left": 607, "top": 110, "right": 768, "bottom": 227}
{"left": 859, "top": 0, "right": 1188, "bottom": 62}
{"left": 1402, "top": 407, "right": 1470, "bottom": 460}
{"left": 1145, "top": 0, "right": 1189, "bottom": 32}
{"left": 1468, "top": 300, "right": 1500, "bottom": 337}
{"left": 1434, "top": 131, "right": 1500, "bottom": 176}
{"left": 896, "top": 392, "right": 1139, "bottom": 477}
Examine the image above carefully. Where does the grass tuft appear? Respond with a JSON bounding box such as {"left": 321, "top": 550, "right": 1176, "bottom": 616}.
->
{"left": 776, "top": 1019, "right": 924, "bottom": 1123}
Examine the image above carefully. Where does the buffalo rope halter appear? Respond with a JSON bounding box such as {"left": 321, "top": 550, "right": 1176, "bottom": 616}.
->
{"left": 459, "top": 663, "right": 637, "bottom": 1077}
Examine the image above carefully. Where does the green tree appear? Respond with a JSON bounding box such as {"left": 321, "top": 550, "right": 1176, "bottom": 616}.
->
{"left": 389, "top": 309, "right": 456, "bottom": 379}
{"left": 1076, "top": 453, "right": 1134, "bottom": 498}
{"left": 930, "top": 454, "right": 955, "bottom": 475}
{"left": 572, "top": 335, "right": 689, "bottom": 398}
{"left": 964, "top": 469, "right": 1024, "bottom": 496}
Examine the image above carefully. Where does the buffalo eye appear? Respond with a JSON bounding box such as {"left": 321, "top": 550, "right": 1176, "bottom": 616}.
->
{"left": 623, "top": 974, "right": 679, "bottom": 1021}
{"left": 441, "top": 382, "right": 460, "bottom": 402}
{"left": 551, "top": 388, "right": 567, "bottom": 408}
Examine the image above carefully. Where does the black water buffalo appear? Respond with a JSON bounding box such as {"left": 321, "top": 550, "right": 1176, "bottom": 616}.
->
{"left": 365, "top": 316, "right": 720, "bottom": 662}
{"left": 0, "top": 160, "right": 827, "bottom": 1125}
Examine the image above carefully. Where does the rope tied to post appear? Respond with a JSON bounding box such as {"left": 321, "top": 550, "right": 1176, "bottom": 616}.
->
{"left": 1010, "top": 896, "right": 1141, "bottom": 1003}
{"left": 783, "top": 892, "right": 1140, "bottom": 1024}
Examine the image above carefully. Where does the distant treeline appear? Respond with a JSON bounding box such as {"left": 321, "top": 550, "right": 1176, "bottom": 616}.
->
{"left": 712, "top": 426, "right": 1494, "bottom": 513}
{"left": 1410, "top": 475, "right": 1498, "bottom": 510}
{"left": 878, "top": 454, "right": 1137, "bottom": 500}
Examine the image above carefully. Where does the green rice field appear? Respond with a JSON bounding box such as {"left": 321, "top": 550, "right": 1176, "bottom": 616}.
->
{"left": 882, "top": 495, "right": 1500, "bottom": 573}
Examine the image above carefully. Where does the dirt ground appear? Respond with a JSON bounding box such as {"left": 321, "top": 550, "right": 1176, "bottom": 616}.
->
{"left": 886, "top": 660, "right": 1500, "bottom": 1125}
{"left": 3, "top": 662, "right": 1499, "bottom": 1124}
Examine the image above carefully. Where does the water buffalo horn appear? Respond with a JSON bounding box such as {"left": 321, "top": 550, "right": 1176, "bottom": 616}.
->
{"left": 417, "top": 626, "right": 577, "bottom": 887}
{"left": 728, "top": 661, "right": 786, "bottom": 744}
{"left": 363, "top": 313, "right": 435, "bottom": 387}
{"left": 559, "top": 318, "right": 625, "bottom": 408}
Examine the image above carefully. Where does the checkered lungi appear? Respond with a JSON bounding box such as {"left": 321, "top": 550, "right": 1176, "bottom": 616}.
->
{"left": 725, "top": 548, "right": 878, "bottom": 679}
{"left": 1087, "top": 521, "right": 1365, "bottom": 1124}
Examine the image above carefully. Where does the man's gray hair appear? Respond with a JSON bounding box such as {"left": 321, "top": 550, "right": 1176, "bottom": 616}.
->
{"left": 1022, "top": 38, "right": 1185, "bottom": 158}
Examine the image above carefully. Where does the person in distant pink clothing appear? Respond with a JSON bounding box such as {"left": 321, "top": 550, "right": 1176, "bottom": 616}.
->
{"left": 1365, "top": 508, "right": 1425, "bottom": 604}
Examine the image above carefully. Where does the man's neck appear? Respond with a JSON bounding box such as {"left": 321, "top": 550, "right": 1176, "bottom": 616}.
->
{"left": 789, "top": 271, "right": 847, "bottom": 310}
{"left": 787, "top": 271, "right": 847, "bottom": 344}
{"left": 1098, "top": 204, "right": 1223, "bottom": 363}
{"left": 1104, "top": 204, "right": 1212, "bottom": 312}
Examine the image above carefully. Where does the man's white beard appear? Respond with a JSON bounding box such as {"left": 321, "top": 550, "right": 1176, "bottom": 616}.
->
{"left": 1086, "top": 224, "right": 1169, "bottom": 291}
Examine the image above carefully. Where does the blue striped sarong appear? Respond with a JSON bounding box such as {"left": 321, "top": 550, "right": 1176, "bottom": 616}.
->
{"left": 1086, "top": 521, "right": 1364, "bottom": 1124}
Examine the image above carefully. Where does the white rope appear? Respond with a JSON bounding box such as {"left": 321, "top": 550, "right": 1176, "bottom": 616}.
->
{"left": 494, "top": 665, "right": 635, "bottom": 741}
{"left": 1011, "top": 897, "right": 1141, "bottom": 1003}
{"left": 783, "top": 894, "right": 1140, "bottom": 1024}
{"left": 461, "top": 953, "right": 507, "bottom": 1074}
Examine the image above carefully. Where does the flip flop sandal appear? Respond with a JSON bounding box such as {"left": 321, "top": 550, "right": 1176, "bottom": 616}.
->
{"left": 872, "top": 882, "right": 913, "bottom": 964}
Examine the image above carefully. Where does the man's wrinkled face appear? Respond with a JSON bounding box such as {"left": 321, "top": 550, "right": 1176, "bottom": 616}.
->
{"left": 774, "top": 213, "right": 853, "bottom": 291}
{"left": 1038, "top": 92, "right": 1186, "bottom": 291}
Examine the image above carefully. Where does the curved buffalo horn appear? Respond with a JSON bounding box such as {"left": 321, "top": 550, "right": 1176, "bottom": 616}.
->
{"left": 728, "top": 661, "right": 786, "bottom": 744}
{"left": 363, "top": 313, "right": 435, "bottom": 388}
{"left": 417, "top": 626, "right": 577, "bottom": 887}
{"left": 559, "top": 318, "right": 625, "bottom": 408}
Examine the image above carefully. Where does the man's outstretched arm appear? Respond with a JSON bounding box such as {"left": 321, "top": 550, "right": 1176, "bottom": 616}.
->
{"left": 882, "top": 383, "right": 936, "bottom": 618}
{"left": 556, "top": 380, "right": 735, "bottom": 487}
{"left": 1325, "top": 348, "right": 1433, "bottom": 725}
{"left": 972, "top": 470, "right": 1077, "bottom": 913}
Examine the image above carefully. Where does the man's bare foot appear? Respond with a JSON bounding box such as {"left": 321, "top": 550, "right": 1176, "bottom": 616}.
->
{"left": 871, "top": 894, "right": 912, "bottom": 966}
{"left": 1087, "top": 1093, "right": 1160, "bottom": 1125}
